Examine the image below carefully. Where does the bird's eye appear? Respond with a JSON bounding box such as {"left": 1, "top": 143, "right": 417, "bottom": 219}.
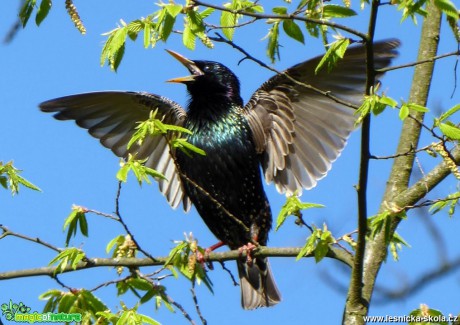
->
{"left": 203, "top": 65, "right": 211, "bottom": 72}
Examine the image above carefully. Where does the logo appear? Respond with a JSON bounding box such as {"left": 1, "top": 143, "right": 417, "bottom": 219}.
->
{"left": 1, "top": 300, "right": 81, "bottom": 324}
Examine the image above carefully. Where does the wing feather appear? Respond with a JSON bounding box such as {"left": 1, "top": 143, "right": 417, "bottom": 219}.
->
{"left": 244, "top": 40, "right": 400, "bottom": 195}
{"left": 40, "top": 91, "right": 191, "bottom": 211}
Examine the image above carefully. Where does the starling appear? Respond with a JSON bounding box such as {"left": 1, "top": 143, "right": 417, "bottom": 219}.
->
{"left": 39, "top": 40, "right": 399, "bottom": 310}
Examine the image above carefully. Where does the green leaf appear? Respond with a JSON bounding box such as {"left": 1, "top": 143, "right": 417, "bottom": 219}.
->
{"left": 389, "top": 231, "right": 410, "bottom": 261}
{"left": 322, "top": 4, "right": 357, "bottom": 18}
{"left": 282, "top": 20, "right": 305, "bottom": 44}
{"left": 408, "top": 306, "right": 448, "bottom": 325}
{"left": 221, "top": 11, "right": 236, "bottom": 40}
{"left": 49, "top": 248, "right": 85, "bottom": 274}
{"left": 434, "top": 0, "right": 459, "bottom": 20}
{"left": 164, "top": 3, "right": 183, "bottom": 18}
{"left": 139, "top": 314, "right": 161, "bottom": 325}
{"left": 399, "top": 104, "right": 410, "bottom": 120}
{"left": 266, "top": 21, "right": 280, "bottom": 63}
{"left": 315, "top": 38, "right": 350, "bottom": 74}
{"left": 171, "top": 138, "right": 206, "bottom": 157}
{"left": 36, "top": 0, "right": 52, "bottom": 26}
{"left": 101, "top": 26, "right": 128, "bottom": 71}
{"left": 439, "top": 103, "right": 460, "bottom": 122}
{"left": 63, "top": 206, "right": 88, "bottom": 246}
{"left": 272, "top": 6, "right": 288, "bottom": 15}
{"left": 116, "top": 163, "right": 130, "bottom": 182}
{"left": 183, "top": 24, "right": 196, "bottom": 50}
{"left": 161, "top": 12, "right": 175, "bottom": 41}
{"left": 143, "top": 21, "right": 151, "bottom": 48}
{"left": 0, "top": 161, "right": 41, "bottom": 195}
{"left": 379, "top": 95, "right": 398, "bottom": 108}
{"left": 106, "top": 235, "right": 125, "bottom": 256}
{"left": 429, "top": 192, "right": 460, "bottom": 217}
{"left": 276, "top": 195, "right": 324, "bottom": 231}
{"left": 406, "top": 102, "right": 429, "bottom": 112}
{"left": 19, "top": 0, "right": 37, "bottom": 27}
{"left": 439, "top": 122, "right": 460, "bottom": 140}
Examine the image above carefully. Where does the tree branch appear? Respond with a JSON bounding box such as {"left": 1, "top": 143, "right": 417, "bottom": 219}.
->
{"left": 0, "top": 246, "right": 353, "bottom": 280}
{"left": 192, "top": 0, "right": 368, "bottom": 40}
{"left": 360, "top": 0, "right": 443, "bottom": 322}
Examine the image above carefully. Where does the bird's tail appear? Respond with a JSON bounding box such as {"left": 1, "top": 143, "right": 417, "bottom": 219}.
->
{"left": 237, "top": 258, "right": 281, "bottom": 310}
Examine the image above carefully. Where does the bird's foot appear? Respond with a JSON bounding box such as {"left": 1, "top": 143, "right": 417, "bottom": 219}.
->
{"left": 238, "top": 242, "right": 258, "bottom": 266}
{"left": 196, "top": 241, "right": 225, "bottom": 270}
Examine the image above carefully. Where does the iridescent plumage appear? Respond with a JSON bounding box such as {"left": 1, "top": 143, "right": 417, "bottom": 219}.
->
{"left": 39, "top": 40, "right": 400, "bottom": 309}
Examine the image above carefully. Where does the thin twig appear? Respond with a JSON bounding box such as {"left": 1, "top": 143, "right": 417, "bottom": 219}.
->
{"left": 192, "top": 0, "right": 368, "bottom": 40}
{"left": 0, "top": 225, "right": 62, "bottom": 253}
{"left": 377, "top": 50, "right": 460, "bottom": 73}
{"left": 191, "top": 282, "right": 207, "bottom": 325}
{"left": 218, "top": 261, "right": 239, "bottom": 286}
{"left": 210, "top": 33, "right": 362, "bottom": 110}
{"left": 113, "top": 181, "right": 158, "bottom": 262}
{"left": 167, "top": 294, "right": 196, "bottom": 325}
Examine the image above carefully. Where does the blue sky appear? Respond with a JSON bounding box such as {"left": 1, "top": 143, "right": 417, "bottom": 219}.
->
{"left": 2, "top": 1, "right": 460, "bottom": 324}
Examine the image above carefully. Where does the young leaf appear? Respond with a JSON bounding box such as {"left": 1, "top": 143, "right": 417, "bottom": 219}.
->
{"left": 164, "top": 3, "right": 183, "bottom": 18}
{"left": 221, "top": 10, "right": 237, "bottom": 40}
{"left": 399, "top": 104, "right": 410, "bottom": 120}
{"left": 49, "top": 248, "right": 85, "bottom": 274}
{"left": 315, "top": 38, "right": 350, "bottom": 74}
{"left": 439, "top": 122, "right": 460, "bottom": 140}
{"left": 19, "top": 0, "right": 37, "bottom": 27}
{"left": 322, "top": 4, "right": 357, "bottom": 18}
{"left": 433, "top": 0, "right": 459, "bottom": 20}
{"left": 282, "top": 20, "right": 305, "bottom": 44}
{"left": 183, "top": 24, "right": 196, "bottom": 50}
{"left": 438, "top": 103, "right": 460, "bottom": 122}
{"left": 36, "top": 0, "right": 52, "bottom": 26}
{"left": 266, "top": 21, "right": 280, "bottom": 63}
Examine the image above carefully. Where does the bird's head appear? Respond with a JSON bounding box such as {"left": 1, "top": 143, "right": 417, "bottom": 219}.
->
{"left": 166, "top": 50, "right": 241, "bottom": 103}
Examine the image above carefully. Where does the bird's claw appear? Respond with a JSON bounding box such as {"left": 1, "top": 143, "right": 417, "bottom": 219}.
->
{"left": 238, "top": 242, "right": 258, "bottom": 266}
{"left": 196, "top": 247, "right": 214, "bottom": 270}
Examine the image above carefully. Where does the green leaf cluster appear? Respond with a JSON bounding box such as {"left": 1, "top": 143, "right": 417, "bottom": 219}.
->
{"left": 429, "top": 192, "right": 460, "bottom": 217}
{"left": 435, "top": 104, "right": 460, "bottom": 140}
{"left": 63, "top": 205, "right": 88, "bottom": 247}
{"left": 98, "top": 302, "right": 161, "bottom": 325}
{"left": 265, "top": 1, "right": 356, "bottom": 63}
{"left": 118, "top": 110, "right": 204, "bottom": 186}
{"left": 315, "top": 37, "right": 350, "bottom": 73}
{"left": 399, "top": 102, "right": 429, "bottom": 120}
{"left": 296, "top": 224, "right": 335, "bottom": 262}
{"left": 115, "top": 278, "right": 173, "bottom": 313}
{"left": 368, "top": 210, "right": 409, "bottom": 261}
{"left": 220, "top": 0, "right": 263, "bottom": 41}
{"left": 183, "top": 7, "right": 215, "bottom": 50}
{"left": 19, "top": 0, "right": 52, "bottom": 27}
{"left": 0, "top": 161, "right": 41, "bottom": 195}
{"left": 164, "top": 235, "right": 213, "bottom": 293}
{"left": 40, "top": 289, "right": 109, "bottom": 325}
{"left": 408, "top": 304, "right": 449, "bottom": 325}
{"left": 117, "top": 154, "right": 167, "bottom": 186}
{"left": 48, "top": 247, "right": 86, "bottom": 274}
{"left": 101, "top": 3, "right": 186, "bottom": 71}
{"left": 355, "top": 88, "right": 398, "bottom": 125}
{"left": 106, "top": 234, "right": 138, "bottom": 275}
{"left": 394, "top": 0, "right": 459, "bottom": 41}
{"left": 276, "top": 195, "right": 324, "bottom": 231}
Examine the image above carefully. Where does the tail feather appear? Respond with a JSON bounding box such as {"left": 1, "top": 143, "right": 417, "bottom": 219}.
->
{"left": 237, "top": 258, "right": 281, "bottom": 310}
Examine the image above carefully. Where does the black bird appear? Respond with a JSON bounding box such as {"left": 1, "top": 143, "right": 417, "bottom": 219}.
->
{"left": 39, "top": 40, "right": 399, "bottom": 309}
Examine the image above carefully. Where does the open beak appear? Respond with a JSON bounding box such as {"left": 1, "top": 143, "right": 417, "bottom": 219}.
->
{"left": 166, "top": 49, "right": 204, "bottom": 83}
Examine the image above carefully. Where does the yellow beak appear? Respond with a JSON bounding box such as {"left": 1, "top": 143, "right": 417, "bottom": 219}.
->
{"left": 166, "top": 49, "right": 204, "bottom": 83}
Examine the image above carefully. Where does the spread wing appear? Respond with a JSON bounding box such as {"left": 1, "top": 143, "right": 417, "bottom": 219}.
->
{"left": 244, "top": 40, "right": 400, "bottom": 195}
{"left": 40, "top": 91, "right": 192, "bottom": 211}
